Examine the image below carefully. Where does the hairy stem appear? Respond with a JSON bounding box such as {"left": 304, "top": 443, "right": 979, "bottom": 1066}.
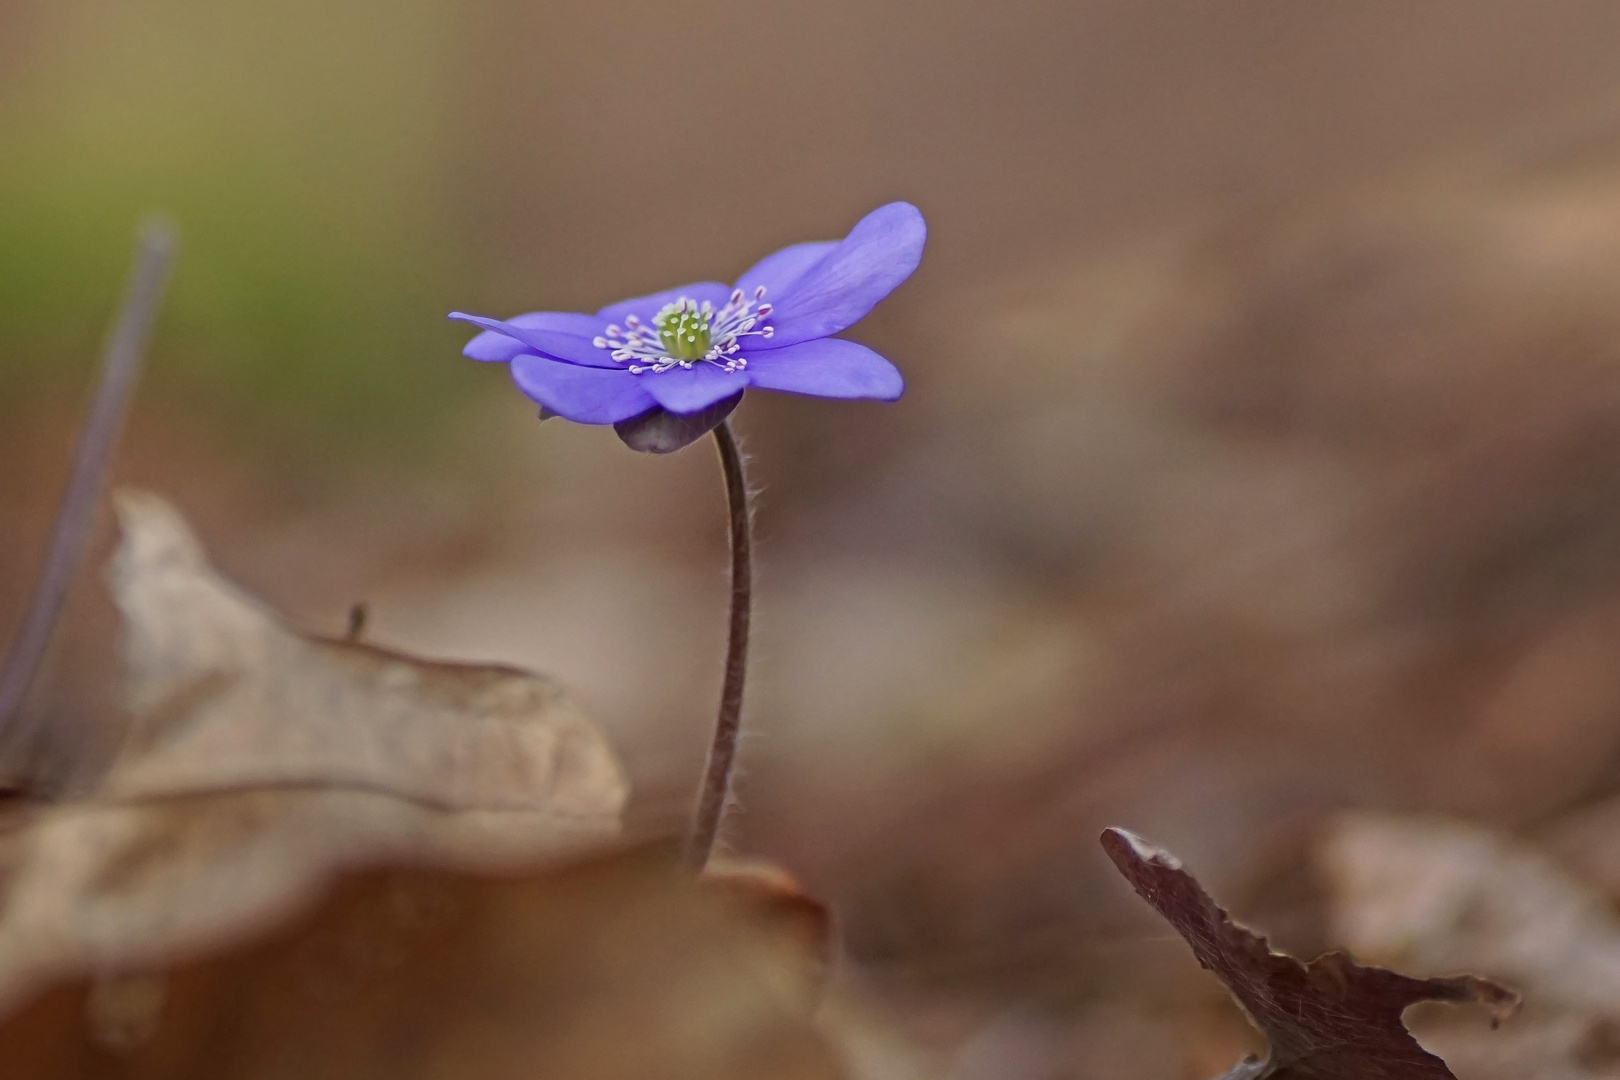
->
{"left": 683, "top": 420, "right": 752, "bottom": 871}
{"left": 0, "top": 220, "right": 176, "bottom": 744}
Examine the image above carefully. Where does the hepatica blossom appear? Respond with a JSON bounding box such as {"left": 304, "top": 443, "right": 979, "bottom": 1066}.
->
{"left": 450, "top": 201, "right": 925, "bottom": 452}
{"left": 447, "top": 201, "right": 925, "bottom": 872}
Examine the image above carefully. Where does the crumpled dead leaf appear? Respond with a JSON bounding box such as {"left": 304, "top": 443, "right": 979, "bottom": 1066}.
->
{"left": 1320, "top": 812, "right": 1620, "bottom": 1080}
{"left": 1101, "top": 826, "right": 1517, "bottom": 1080}
{"left": 1321, "top": 812, "right": 1620, "bottom": 1012}
{"left": 106, "top": 489, "right": 623, "bottom": 815}
{"left": 0, "top": 842, "right": 846, "bottom": 1080}
{"left": 0, "top": 490, "right": 628, "bottom": 1018}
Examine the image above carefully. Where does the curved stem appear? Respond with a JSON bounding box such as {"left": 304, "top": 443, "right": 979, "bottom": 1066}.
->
{"left": 683, "top": 420, "right": 752, "bottom": 871}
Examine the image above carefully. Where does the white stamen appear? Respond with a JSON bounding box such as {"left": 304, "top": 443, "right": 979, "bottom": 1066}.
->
{"left": 592, "top": 285, "right": 775, "bottom": 375}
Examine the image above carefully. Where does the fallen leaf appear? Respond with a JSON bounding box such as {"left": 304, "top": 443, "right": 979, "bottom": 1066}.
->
{"left": 1321, "top": 812, "right": 1620, "bottom": 1011}
{"left": 0, "top": 842, "right": 845, "bottom": 1080}
{"left": 702, "top": 854, "right": 836, "bottom": 1005}
{"left": 106, "top": 489, "right": 624, "bottom": 817}
{"left": 1101, "top": 826, "right": 1517, "bottom": 1080}
{"left": 0, "top": 491, "right": 629, "bottom": 1017}
{"left": 1320, "top": 812, "right": 1620, "bottom": 1080}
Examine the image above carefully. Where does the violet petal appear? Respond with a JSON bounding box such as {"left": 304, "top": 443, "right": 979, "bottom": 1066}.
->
{"left": 595, "top": 282, "right": 734, "bottom": 325}
{"left": 735, "top": 241, "right": 837, "bottom": 300}
{"left": 509, "top": 355, "right": 657, "bottom": 423}
{"left": 740, "top": 337, "right": 904, "bottom": 400}
{"left": 451, "top": 312, "right": 617, "bottom": 368}
{"left": 459, "top": 312, "right": 601, "bottom": 362}
{"left": 641, "top": 365, "right": 751, "bottom": 414}
{"left": 756, "top": 203, "right": 925, "bottom": 349}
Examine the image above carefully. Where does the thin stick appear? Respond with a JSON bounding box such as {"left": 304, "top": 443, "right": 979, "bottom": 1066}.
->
{"left": 0, "top": 220, "right": 176, "bottom": 741}
{"left": 683, "top": 419, "right": 753, "bottom": 871}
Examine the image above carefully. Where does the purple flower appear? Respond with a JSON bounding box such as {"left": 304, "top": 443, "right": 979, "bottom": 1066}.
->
{"left": 450, "top": 202, "right": 925, "bottom": 452}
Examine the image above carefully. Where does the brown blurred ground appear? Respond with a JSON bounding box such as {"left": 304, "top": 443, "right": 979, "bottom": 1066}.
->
{"left": 11, "top": 2, "right": 1620, "bottom": 1077}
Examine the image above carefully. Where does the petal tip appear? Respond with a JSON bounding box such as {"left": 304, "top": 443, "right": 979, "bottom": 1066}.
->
{"left": 869, "top": 200, "right": 927, "bottom": 238}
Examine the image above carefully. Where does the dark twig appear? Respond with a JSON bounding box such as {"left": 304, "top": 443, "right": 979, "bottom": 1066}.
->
{"left": 346, "top": 602, "right": 369, "bottom": 643}
{"left": 683, "top": 420, "right": 753, "bottom": 872}
{"left": 0, "top": 220, "right": 176, "bottom": 741}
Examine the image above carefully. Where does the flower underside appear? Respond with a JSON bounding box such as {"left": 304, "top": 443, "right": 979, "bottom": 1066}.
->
{"left": 593, "top": 287, "right": 774, "bottom": 374}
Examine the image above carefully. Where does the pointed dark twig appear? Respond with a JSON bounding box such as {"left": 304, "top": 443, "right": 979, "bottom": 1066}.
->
{"left": 0, "top": 220, "right": 176, "bottom": 741}
{"left": 346, "top": 602, "right": 369, "bottom": 642}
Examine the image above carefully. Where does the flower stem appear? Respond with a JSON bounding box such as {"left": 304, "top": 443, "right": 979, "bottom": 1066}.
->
{"left": 0, "top": 220, "right": 175, "bottom": 745}
{"left": 683, "top": 420, "right": 752, "bottom": 872}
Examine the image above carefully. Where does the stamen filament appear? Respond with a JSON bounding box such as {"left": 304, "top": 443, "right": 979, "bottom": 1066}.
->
{"left": 595, "top": 287, "right": 774, "bottom": 374}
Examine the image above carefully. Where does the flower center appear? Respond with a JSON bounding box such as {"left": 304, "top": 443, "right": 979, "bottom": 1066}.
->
{"left": 658, "top": 302, "right": 712, "bottom": 361}
{"left": 593, "top": 288, "right": 775, "bottom": 374}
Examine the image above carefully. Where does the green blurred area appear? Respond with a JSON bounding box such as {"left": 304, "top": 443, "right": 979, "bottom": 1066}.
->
{"left": 0, "top": 0, "right": 471, "bottom": 458}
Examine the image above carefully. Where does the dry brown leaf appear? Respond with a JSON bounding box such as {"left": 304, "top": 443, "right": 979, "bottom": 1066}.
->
{"left": 1321, "top": 813, "right": 1620, "bottom": 1011}
{"left": 106, "top": 490, "right": 624, "bottom": 815}
{"left": 0, "top": 491, "right": 628, "bottom": 1017}
{"left": 702, "top": 855, "right": 837, "bottom": 1009}
{"left": 1320, "top": 812, "right": 1620, "bottom": 1080}
{"left": 0, "top": 842, "right": 845, "bottom": 1080}
{"left": 1102, "top": 827, "right": 1517, "bottom": 1080}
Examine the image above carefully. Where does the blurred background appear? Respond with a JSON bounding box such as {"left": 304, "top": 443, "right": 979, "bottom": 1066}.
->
{"left": 10, "top": 1, "right": 1620, "bottom": 1076}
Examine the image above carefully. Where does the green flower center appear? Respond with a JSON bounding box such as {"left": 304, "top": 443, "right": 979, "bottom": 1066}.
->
{"left": 656, "top": 304, "right": 713, "bottom": 361}
{"left": 595, "top": 288, "right": 774, "bottom": 374}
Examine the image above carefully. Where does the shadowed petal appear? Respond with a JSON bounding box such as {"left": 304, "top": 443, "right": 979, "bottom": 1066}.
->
{"left": 510, "top": 355, "right": 656, "bottom": 423}
{"left": 451, "top": 312, "right": 616, "bottom": 368}
{"left": 595, "top": 282, "right": 733, "bottom": 326}
{"left": 734, "top": 241, "right": 837, "bottom": 300}
{"left": 741, "top": 338, "right": 904, "bottom": 400}
{"left": 614, "top": 392, "right": 744, "bottom": 454}
{"left": 641, "top": 365, "right": 751, "bottom": 414}
{"left": 757, "top": 203, "right": 926, "bottom": 349}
